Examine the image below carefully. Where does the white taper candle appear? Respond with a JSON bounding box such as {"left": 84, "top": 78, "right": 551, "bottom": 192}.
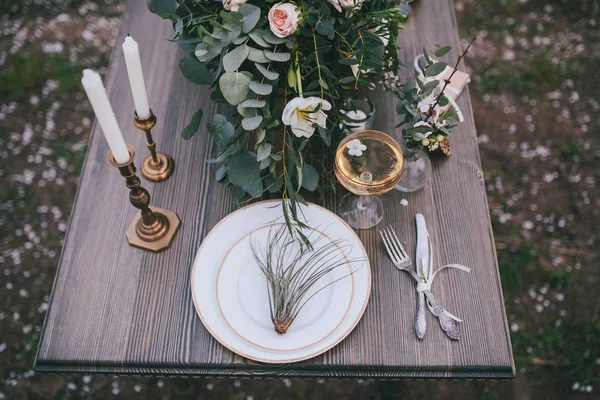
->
{"left": 81, "top": 69, "right": 130, "bottom": 163}
{"left": 122, "top": 36, "right": 151, "bottom": 118}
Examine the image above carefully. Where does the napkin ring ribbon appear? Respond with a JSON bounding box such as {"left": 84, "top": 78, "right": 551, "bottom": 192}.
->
{"left": 415, "top": 263, "right": 471, "bottom": 322}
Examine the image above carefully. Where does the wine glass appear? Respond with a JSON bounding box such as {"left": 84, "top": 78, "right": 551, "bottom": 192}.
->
{"left": 334, "top": 130, "right": 404, "bottom": 229}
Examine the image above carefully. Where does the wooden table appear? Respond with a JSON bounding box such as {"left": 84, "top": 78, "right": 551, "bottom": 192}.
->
{"left": 34, "top": 0, "right": 515, "bottom": 379}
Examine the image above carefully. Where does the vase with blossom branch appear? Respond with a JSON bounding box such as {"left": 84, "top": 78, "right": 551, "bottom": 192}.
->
{"left": 391, "top": 38, "right": 475, "bottom": 192}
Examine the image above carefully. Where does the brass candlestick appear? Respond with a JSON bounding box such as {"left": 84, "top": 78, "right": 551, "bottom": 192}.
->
{"left": 108, "top": 145, "right": 180, "bottom": 252}
{"left": 133, "top": 109, "right": 175, "bottom": 182}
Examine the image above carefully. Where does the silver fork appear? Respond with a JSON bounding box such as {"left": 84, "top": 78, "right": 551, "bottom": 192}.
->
{"left": 380, "top": 227, "right": 460, "bottom": 340}
{"left": 379, "top": 227, "right": 425, "bottom": 339}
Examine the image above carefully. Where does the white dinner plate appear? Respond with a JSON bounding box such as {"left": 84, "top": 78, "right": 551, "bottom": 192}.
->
{"left": 216, "top": 223, "right": 355, "bottom": 352}
{"left": 191, "top": 200, "right": 371, "bottom": 363}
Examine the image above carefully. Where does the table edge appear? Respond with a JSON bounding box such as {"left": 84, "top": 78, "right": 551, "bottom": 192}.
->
{"left": 33, "top": 359, "right": 516, "bottom": 380}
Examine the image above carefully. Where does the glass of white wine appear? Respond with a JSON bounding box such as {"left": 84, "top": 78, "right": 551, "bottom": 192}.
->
{"left": 334, "top": 130, "right": 404, "bottom": 229}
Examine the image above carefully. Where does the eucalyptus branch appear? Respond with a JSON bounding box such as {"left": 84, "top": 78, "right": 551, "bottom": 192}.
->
{"left": 425, "top": 36, "right": 476, "bottom": 120}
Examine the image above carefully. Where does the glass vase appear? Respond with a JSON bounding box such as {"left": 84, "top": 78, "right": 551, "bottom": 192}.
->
{"left": 395, "top": 145, "right": 431, "bottom": 193}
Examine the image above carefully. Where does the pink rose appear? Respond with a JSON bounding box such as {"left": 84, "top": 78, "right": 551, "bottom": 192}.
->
{"left": 268, "top": 2, "right": 300, "bottom": 38}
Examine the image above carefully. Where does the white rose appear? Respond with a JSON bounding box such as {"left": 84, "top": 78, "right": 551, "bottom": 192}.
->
{"left": 328, "top": 0, "right": 363, "bottom": 13}
{"left": 223, "top": 0, "right": 247, "bottom": 12}
{"left": 282, "top": 97, "right": 332, "bottom": 138}
{"left": 413, "top": 120, "right": 433, "bottom": 136}
{"left": 268, "top": 2, "right": 301, "bottom": 38}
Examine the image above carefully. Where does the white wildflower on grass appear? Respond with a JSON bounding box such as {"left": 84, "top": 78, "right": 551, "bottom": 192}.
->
{"left": 346, "top": 139, "right": 367, "bottom": 156}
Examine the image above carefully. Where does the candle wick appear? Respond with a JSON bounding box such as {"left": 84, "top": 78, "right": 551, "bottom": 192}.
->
{"left": 127, "top": 33, "right": 131, "bottom": 37}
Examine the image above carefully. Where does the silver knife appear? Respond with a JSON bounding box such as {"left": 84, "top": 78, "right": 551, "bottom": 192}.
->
{"left": 414, "top": 214, "right": 428, "bottom": 339}
{"left": 424, "top": 290, "right": 460, "bottom": 340}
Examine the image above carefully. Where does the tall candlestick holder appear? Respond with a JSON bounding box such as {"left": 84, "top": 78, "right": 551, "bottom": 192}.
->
{"left": 108, "top": 145, "right": 180, "bottom": 252}
{"left": 133, "top": 109, "right": 175, "bottom": 182}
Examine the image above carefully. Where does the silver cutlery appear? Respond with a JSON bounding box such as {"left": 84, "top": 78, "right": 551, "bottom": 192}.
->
{"left": 414, "top": 216, "right": 428, "bottom": 340}
{"left": 379, "top": 226, "right": 460, "bottom": 340}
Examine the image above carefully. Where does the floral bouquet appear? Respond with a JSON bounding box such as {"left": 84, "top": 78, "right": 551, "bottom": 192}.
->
{"left": 150, "top": 0, "right": 411, "bottom": 231}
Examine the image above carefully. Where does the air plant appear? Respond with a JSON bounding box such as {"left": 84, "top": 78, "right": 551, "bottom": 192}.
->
{"left": 250, "top": 225, "right": 362, "bottom": 335}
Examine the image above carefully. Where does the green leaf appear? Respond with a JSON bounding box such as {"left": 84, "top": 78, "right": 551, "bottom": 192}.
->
{"left": 434, "top": 46, "right": 451, "bottom": 57}
{"left": 232, "top": 185, "right": 246, "bottom": 200}
{"left": 262, "top": 29, "right": 286, "bottom": 44}
{"left": 426, "top": 62, "right": 448, "bottom": 76}
{"left": 264, "top": 51, "right": 291, "bottom": 62}
{"left": 247, "top": 47, "right": 270, "bottom": 63}
{"left": 255, "top": 63, "right": 279, "bottom": 80}
{"left": 257, "top": 129, "right": 266, "bottom": 143}
{"left": 223, "top": 44, "right": 249, "bottom": 72}
{"left": 259, "top": 157, "right": 270, "bottom": 170}
{"left": 207, "top": 114, "right": 235, "bottom": 146}
{"left": 219, "top": 71, "right": 252, "bottom": 105}
{"left": 301, "top": 164, "right": 319, "bottom": 191}
{"left": 179, "top": 57, "right": 212, "bottom": 85}
{"left": 339, "top": 76, "right": 356, "bottom": 84}
{"left": 257, "top": 142, "right": 272, "bottom": 161}
{"left": 237, "top": 103, "right": 255, "bottom": 117}
{"left": 227, "top": 152, "right": 260, "bottom": 187}
{"left": 422, "top": 79, "right": 439, "bottom": 96}
{"left": 152, "top": 0, "right": 177, "bottom": 15}
{"left": 404, "top": 77, "right": 418, "bottom": 91}
{"left": 317, "top": 125, "right": 331, "bottom": 146}
{"left": 423, "top": 47, "right": 432, "bottom": 64}
{"left": 242, "top": 179, "right": 263, "bottom": 197}
{"left": 248, "top": 30, "right": 271, "bottom": 48}
{"left": 195, "top": 37, "right": 223, "bottom": 62}
{"left": 338, "top": 58, "right": 360, "bottom": 65}
{"left": 241, "top": 115, "right": 263, "bottom": 130}
{"left": 265, "top": 175, "right": 283, "bottom": 193}
{"left": 215, "top": 164, "right": 228, "bottom": 181}
{"left": 232, "top": 35, "right": 248, "bottom": 45}
{"left": 238, "top": 4, "right": 261, "bottom": 33}
{"left": 220, "top": 10, "right": 243, "bottom": 26}
{"left": 181, "top": 108, "right": 203, "bottom": 140}
{"left": 320, "top": 65, "right": 336, "bottom": 80}
{"left": 316, "top": 19, "right": 334, "bottom": 36}
{"left": 240, "top": 99, "right": 266, "bottom": 108}
{"left": 438, "top": 95, "right": 449, "bottom": 107}
{"left": 249, "top": 81, "right": 273, "bottom": 95}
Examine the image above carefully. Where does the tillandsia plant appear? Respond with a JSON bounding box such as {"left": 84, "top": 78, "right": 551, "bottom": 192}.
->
{"left": 149, "top": 0, "right": 412, "bottom": 234}
{"left": 250, "top": 224, "right": 361, "bottom": 334}
{"left": 393, "top": 37, "right": 475, "bottom": 153}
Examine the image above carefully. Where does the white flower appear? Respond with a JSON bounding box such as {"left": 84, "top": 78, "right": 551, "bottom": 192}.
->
{"left": 223, "top": 0, "right": 247, "bottom": 12}
{"left": 413, "top": 120, "right": 433, "bottom": 135}
{"left": 417, "top": 95, "right": 441, "bottom": 115}
{"left": 282, "top": 97, "right": 332, "bottom": 138}
{"left": 346, "top": 139, "right": 367, "bottom": 156}
{"left": 328, "top": 0, "right": 363, "bottom": 14}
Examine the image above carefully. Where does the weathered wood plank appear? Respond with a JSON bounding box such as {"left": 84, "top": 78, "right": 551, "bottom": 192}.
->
{"left": 35, "top": 0, "right": 514, "bottom": 379}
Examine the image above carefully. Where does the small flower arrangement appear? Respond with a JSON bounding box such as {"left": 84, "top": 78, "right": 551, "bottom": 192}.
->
{"left": 393, "top": 39, "right": 474, "bottom": 154}
{"left": 151, "top": 0, "right": 412, "bottom": 230}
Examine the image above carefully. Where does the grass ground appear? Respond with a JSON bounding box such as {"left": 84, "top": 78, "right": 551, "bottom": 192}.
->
{"left": 0, "top": 0, "right": 598, "bottom": 399}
